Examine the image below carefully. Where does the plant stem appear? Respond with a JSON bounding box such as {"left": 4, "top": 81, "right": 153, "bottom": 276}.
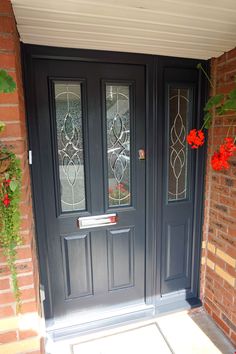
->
{"left": 198, "top": 63, "right": 214, "bottom": 89}
{"left": 200, "top": 114, "right": 212, "bottom": 130}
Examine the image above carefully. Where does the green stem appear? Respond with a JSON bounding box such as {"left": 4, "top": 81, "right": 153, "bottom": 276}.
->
{"left": 197, "top": 63, "right": 214, "bottom": 89}
{"left": 200, "top": 114, "right": 212, "bottom": 130}
{"left": 226, "top": 119, "right": 234, "bottom": 138}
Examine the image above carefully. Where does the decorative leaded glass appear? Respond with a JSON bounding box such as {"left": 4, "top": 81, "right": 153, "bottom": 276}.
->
{"left": 168, "top": 87, "right": 190, "bottom": 202}
{"left": 106, "top": 85, "right": 131, "bottom": 207}
{"left": 54, "top": 82, "right": 86, "bottom": 212}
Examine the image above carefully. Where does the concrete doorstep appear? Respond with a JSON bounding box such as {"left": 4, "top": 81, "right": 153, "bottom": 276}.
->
{"left": 46, "top": 309, "right": 235, "bottom": 354}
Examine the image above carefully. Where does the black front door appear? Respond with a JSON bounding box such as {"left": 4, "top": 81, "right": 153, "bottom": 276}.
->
{"left": 34, "top": 59, "right": 146, "bottom": 325}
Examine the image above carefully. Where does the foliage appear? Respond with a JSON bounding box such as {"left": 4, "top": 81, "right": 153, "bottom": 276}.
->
{"left": 186, "top": 64, "right": 236, "bottom": 171}
{"left": 0, "top": 72, "right": 22, "bottom": 310}
{"left": 0, "top": 146, "right": 22, "bottom": 311}
{"left": 0, "top": 121, "right": 5, "bottom": 133}
{"left": 197, "top": 63, "right": 236, "bottom": 129}
{"left": 0, "top": 69, "right": 16, "bottom": 93}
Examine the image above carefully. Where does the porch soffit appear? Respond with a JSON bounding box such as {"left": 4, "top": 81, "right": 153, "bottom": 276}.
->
{"left": 12, "top": 0, "right": 236, "bottom": 59}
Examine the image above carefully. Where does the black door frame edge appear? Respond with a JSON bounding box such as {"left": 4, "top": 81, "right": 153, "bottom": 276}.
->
{"left": 22, "top": 44, "right": 207, "bottom": 327}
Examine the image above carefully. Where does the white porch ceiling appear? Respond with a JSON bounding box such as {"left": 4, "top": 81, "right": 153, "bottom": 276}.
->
{"left": 12, "top": 0, "right": 236, "bottom": 59}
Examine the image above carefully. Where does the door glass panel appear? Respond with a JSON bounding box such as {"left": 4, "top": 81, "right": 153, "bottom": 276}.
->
{"left": 168, "top": 87, "right": 190, "bottom": 202}
{"left": 105, "top": 84, "right": 131, "bottom": 207}
{"left": 54, "top": 82, "right": 86, "bottom": 212}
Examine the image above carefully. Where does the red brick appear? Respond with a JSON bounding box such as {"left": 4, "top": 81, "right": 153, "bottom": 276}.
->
{"left": 230, "top": 331, "right": 236, "bottom": 346}
{"left": 0, "top": 53, "right": 15, "bottom": 69}
{"left": 212, "top": 312, "right": 230, "bottom": 335}
{"left": 228, "top": 228, "right": 236, "bottom": 237}
{"left": 204, "top": 302, "right": 212, "bottom": 316}
{"left": 0, "top": 33, "right": 14, "bottom": 51}
{"left": 0, "top": 91, "right": 18, "bottom": 104}
{"left": 0, "top": 331, "right": 17, "bottom": 344}
{"left": 20, "top": 301, "right": 38, "bottom": 314}
{"left": 0, "top": 278, "right": 10, "bottom": 290}
{"left": 16, "top": 247, "right": 32, "bottom": 261}
{"left": 0, "top": 16, "right": 15, "bottom": 33}
{"left": 207, "top": 251, "right": 225, "bottom": 269}
{"left": 219, "top": 196, "right": 236, "bottom": 208}
{"left": 0, "top": 292, "right": 15, "bottom": 304}
{"left": 18, "top": 274, "right": 34, "bottom": 288}
{"left": 0, "top": 0, "right": 12, "bottom": 14}
{"left": 225, "top": 264, "right": 236, "bottom": 278}
{"left": 0, "top": 305, "right": 14, "bottom": 318}
{"left": 0, "top": 121, "right": 22, "bottom": 138}
{"left": 16, "top": 262, "right": 33, "bottom": 274}
{"left": 223, "top": 280, "right": 236, "bottom": 294}
{"left": 204, "top": 297, "right": 221, "bottom": 316}
{"left": 229, "top": 208, "right": 236, "bottom": 218}
{"left": 226, "top": 246, "right": 236, "bottom": 259}
{"left": 20, "top": 288, "right": 36, "bottom": 301}
{"left": 0, "top": 105, "right": 20, "bottom": 121}
{"left": 19, "top": 329, "right": 38, "bottom": 340}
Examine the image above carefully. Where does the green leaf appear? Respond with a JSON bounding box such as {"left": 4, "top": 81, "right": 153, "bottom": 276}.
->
{"left": 0, "top": 70, "right": 16, "bottom": 93}
{"left": 221, "top": 99, "right": 236, "bottom": 111}
{"left": 9, "top": 180, "right": 18, "bottom": 192}
{"left": 228, "top": 88, "right": 236, "bottom": 100}
{"left": 203, "top": 112, "right": 212, "bottom": 129}
{"left": 204, "top": 94, "right": 224, "bottom": 111}
{"left": 0, "top": 121, "right": 5, "bottom": 133}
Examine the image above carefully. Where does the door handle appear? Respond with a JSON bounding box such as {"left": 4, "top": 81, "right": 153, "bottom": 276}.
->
{"left": 138, "top": 149, "right": 145, "bottom": 160}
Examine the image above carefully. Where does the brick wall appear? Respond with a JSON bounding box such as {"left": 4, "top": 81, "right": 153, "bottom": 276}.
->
{"left": 201, "top": 48, "right": 236, "bottom": 346}
{"left": 0, "top": 1, "right": 42, "bottom": 353}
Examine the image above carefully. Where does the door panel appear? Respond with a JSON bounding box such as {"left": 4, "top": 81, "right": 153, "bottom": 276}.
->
{"left": 34, "top": 59, "right": 146, "bottom": 323}
{"left": 161, "top": 68, "right": 197, "bottom": 296}
{"left": 107, "top": 228, "right": 134, "bottom": 291}
{"left": 164, "top": 219, "right": 191, "bottom": 285}
{"left": 61, "top": 233, "right": 93, "bottom": 299}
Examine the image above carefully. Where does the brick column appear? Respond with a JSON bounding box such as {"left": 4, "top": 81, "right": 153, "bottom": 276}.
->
{"left": 0, "top": 1, "right": 42, "bottom": 353}
{"left": 201, "top": 48, "right": 236, "bottom": 346}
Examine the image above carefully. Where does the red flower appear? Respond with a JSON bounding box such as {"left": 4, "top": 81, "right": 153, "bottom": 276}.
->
{"left": 223, "top": 137, "right": 236, "bottom": 156}
{"left": 187, "top": 129, "right": 205, "bottom": 149}
{"left": 211, "top": 152, "right": 229, "bottom": 171}
{"left": 3, "top": 194, "right": 10, "bottom": 207}
{"left": 4, "top": 179, "right": 11, "bottom": 187}
{"left": 211, "top": 137, "right": 236, "bottom": 171}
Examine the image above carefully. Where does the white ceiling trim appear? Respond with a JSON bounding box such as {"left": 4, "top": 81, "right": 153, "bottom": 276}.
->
{"left": 12, "top": 0, "right": 236, "bottom": 59}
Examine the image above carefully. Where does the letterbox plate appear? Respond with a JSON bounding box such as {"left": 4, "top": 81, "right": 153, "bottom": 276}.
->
{"left": 77, "top": 214, "right": 118, "bottom": 229}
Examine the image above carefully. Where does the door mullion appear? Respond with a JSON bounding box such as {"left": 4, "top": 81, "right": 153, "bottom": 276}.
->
{"left": 87, "top": 73, "right": 105, "bottom": 215}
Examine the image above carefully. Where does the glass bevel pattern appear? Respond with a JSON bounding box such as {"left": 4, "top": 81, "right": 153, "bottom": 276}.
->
{"left": 168, "top": 87, "right": 190, "bottom": 202}
{"left": 106, "top": 85, "right": 131, "bottom": 207}
{"left": 54, "top": 82, "right": 86, "bottom": 212}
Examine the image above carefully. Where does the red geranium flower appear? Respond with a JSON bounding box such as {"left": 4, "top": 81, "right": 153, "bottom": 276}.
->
{"left": 211, "top": 137, "right": 236, "bottom": 171}
{"left": 187, "top": 129, "right": 205, "bottom": 149}
{"left": 211, "top": 152, "right": 229, "bottom": 171}
{"left": 3, "top": 194, "right": 10, "bottom": 207}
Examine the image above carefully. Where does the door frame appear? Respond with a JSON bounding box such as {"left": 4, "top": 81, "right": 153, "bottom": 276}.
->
{"left": 22, "top": 44, "right": 207, "bottom": 332}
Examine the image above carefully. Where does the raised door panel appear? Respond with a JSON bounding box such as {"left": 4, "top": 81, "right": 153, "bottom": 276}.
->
{"left": 107, "top": 228, "right": 134, "bottom": 291}
{"left": 164, "top": 220, "right": 191, "bottom": 287}
{"left": 61, "top": 233, "right": 93, "bottom": 299}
